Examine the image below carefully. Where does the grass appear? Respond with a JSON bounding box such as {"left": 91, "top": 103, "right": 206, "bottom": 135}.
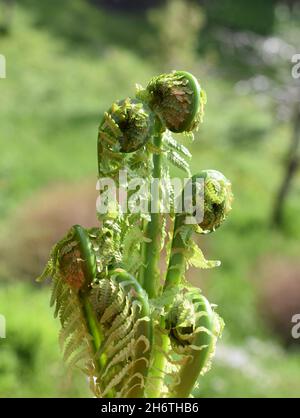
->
{"left": 0, "top": 2, "right": 299, "bottom": 397}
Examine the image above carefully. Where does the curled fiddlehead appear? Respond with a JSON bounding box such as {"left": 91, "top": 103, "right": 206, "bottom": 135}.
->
{"left": 97, "top": 97, "right": 156, "bottom": 181}
{"left": 165, "top": 288, "right": 223, "bottom": 397}
{"left": 146, "top": 71, "right": 206, "bottom": 133}
{"left": 189, "top": 170, "right": 233, "bottom": 233}
{"left": 166, "top": 292, "right": 198, "bottom": 352}
{"left": 98, "top": 98, "right": 155, "bottom": 154}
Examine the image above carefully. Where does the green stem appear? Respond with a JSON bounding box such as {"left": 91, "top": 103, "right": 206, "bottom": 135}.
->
{"left": 81, "top": 295, "right": 106, "bottom": 371}
{"left": 82, "top": 294, "right": 117, "bottom": 398}
{"left": 164, "top": 214, "right": 192, "bottom": 290}
{"left": 140, "top": 129, "right": 163, "bottom": 298}
{"left": 150, "top": 214, "right": 192, "bottom": 397}
{"left": 147, "top": 329, "right": 170, "bottom": 398}
{"left": 171, "top": 293, "right": 216, "bottom": 398}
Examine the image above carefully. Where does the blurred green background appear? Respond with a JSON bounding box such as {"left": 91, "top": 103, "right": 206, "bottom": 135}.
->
{"left": 0, "top": 0, "right": 300, "bottom": 397}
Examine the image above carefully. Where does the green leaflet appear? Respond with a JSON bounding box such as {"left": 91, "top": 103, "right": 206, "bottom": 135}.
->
{"left": 187, "top": 242, "right": 221, "bottom": 270}
{"left": 122, "top": 225, "right": 151, "bottom": 275}
{"left": 163, "top": 131, "right": 192, "bottom": 159}
{"left": 166, "top": 149, "right": 191, "bottom": 176}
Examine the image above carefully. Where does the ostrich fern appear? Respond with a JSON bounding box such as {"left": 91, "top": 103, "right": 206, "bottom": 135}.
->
{"left": 38, "top": 71, "right": 233, "bottom": 398}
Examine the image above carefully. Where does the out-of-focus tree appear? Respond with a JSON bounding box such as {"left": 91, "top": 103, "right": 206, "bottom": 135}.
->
{"left": 92, "top": 0, "right": 277, "bottom": 35}
{"left": 272, "top": 95, "right": 300, "bottom": 227}
{"left": 91, "top": 0, "right": 164, "bottom": 14}
{"left": 202, "top": 0, "right": 275, "bottom": 36}
{"left": 147, "top": 0, "right": 205, "bottom": 71}
{"left": 251, "top": 16, "right": 300, "bottom": 228}
{"left": 213, "top": 4, "right": 300, "bottom": 228}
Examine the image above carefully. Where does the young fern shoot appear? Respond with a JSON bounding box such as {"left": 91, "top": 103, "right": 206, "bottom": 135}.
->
{"left": 38, "top": 70, "right": 233, "bottom": 398}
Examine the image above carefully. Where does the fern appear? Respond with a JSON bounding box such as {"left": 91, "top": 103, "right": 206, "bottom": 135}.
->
{"left": 39, "top": 70, "right": 233, "bottom": 398}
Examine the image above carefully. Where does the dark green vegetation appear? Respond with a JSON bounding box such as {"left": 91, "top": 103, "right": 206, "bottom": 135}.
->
{"left": 0, "top": 1, "right": 299, "bottom": 397}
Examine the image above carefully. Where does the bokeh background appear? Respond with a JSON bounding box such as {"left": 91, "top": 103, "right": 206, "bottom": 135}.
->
{"left": 0, "top": 0, "right": 300, "bottom": 397}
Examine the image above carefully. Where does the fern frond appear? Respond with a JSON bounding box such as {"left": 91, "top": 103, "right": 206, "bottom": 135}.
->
{"left": 163, "top": 131, "right": 192, "bottom": 158}
{"left": 166, "top": 149, "right": 191, "bottom": 176}
{"left": 91, "top": 270, "right": 153, "bottom": 398}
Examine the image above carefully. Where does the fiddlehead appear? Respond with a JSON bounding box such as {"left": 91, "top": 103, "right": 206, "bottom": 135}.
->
{"left": 98, "top": 98, "right": 155, "bottom": 154}
{"left": 165, "top": 288, "right": 223, "bottom": 397}
{"left": 190, "top": 170, "right": 233, "bottom": 233}
{"left": 146, "top": 70, "right": 206, "bottom": 133}
{"left": 97, "top": 97, "right": 155, "bottom": 181}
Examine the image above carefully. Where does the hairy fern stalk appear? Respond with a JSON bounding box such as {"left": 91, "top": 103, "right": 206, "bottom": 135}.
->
{"left": 38, "top": 71, "right": 233, "bottom": 398}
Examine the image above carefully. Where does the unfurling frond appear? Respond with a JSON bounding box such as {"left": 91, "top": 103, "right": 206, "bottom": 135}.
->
{"left": 39, "top": 231, "right": 153, "bottom": 398}
{"left": 146, "top": 71, "right": 205, "bottom": 133}
{"left": 161, "top": 287, "right": 223, "bottom": 397}
{"left": 189, "top": 170, "right": 233, "bottom": 233}
{"left": 98, "top": 98, "right": 155, "bottom": 154}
